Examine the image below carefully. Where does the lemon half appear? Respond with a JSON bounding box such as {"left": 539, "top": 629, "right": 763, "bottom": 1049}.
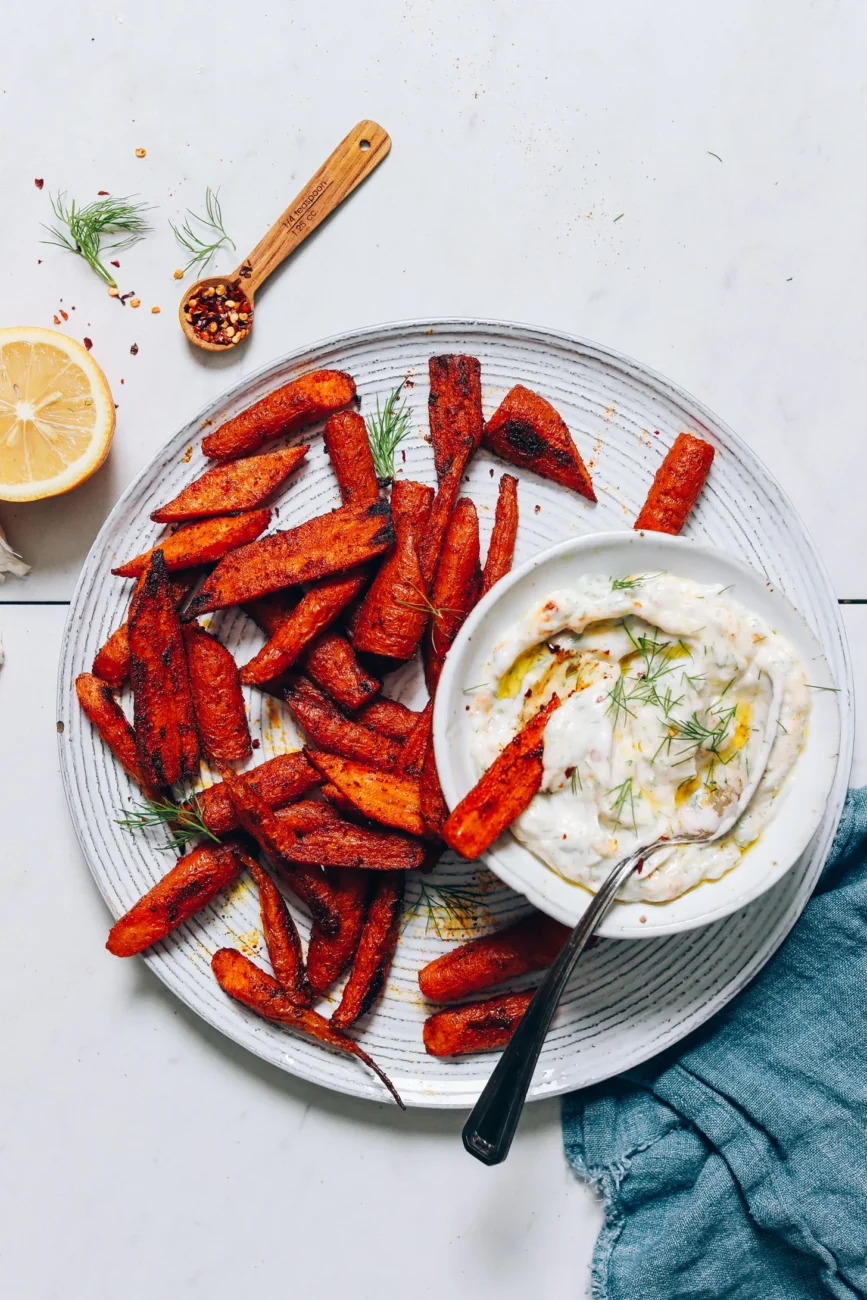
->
{"left": 0, "top": 327, "right": 115, "bottom": 501}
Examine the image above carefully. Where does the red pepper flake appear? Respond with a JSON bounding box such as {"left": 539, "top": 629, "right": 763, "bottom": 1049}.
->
{"left": 34, "top": 178, "right": 44, "bottom": 189}
{"left": 534, "top": 504, "right": 541, "bottom": 514}
{"left": 98, "top": 191, "right": 109, "bottom": 196}
{"left": 37, "top": 259, "right": 42, "bottom": 264}
{"left": 130, "top": 343, "right": 139, "bottom": 355}
{"left": 60, "top": 309, "right": 68, "bottom": 321}
{"left": 111, "top": 260, "right": 120, "bottom": 268}
{"left": 252, "top": 738, "right": 261, "bottom": 750}
{"left": 120, "top": 378, "right": 124, "bottom": 384}
{"left": 182, "top": 278, "right": 253, "bottom": 347}
{"left": 83, "top": 338, "right": 93, "bottom": 351}
{"left": 53, "top": 315, "right": 60, "bottom": 325}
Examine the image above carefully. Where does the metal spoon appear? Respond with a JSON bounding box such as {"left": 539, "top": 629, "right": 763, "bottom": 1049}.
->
{"left": 462, "top": 685, "right": 783, "bottom": 1166}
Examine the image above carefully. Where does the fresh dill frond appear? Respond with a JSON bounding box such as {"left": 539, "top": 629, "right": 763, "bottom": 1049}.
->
{"left": 114, "top": 791, "right": 220, "bottom": 852}
{"left": 569, "top": 765, "right": 583, "bottom": 794}
{"left": 462, "top": 682, "right": 489, "bottom": 695}
{"left": 805, "top": 683, "right": 840, "bottom": 692}
{"left": 668, "top": 706, "right": 737, "bottom": 762}
{"left": 611, "top": 574, "right": 643, "bottom": 591}
{"left": 682, "top": 671, "right": 706, "bottom": 691}
{"left": 43, "top": 192, "right": 152, "bottom": 287}
{"left": 606, "top": 674, "right": 636, "bottom": 729}
{"left": 170, "top": 187, "right": 236, "bottom": 275}
{"left": 717, "top": 584, "right": 735, "bottom": 595}
{"left": 608, "top": 777, "right": 639, "bottom": 832}
{"left": 402, "top": 879, "right": 481, "bottom": 939}
{"left": 365, "top": 381, "right": 413, "bottom": 481}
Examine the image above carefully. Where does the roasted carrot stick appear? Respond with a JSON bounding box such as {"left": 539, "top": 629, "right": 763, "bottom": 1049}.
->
{"left": 211, "top": 948, "right": 404, "bottom": 1107}
{"left": 106, "top": 844, "right": 243, "bottom": 956}
{"left": 331, "top": 872, "right": 404, "bottom": 1028}
{"left": 240, "top": 571, "right": 366, "bottom": 686}
{"left": 418, "top": 911, "right": 570, "bottom": 1002}
{"left": 285, "top": 676, "right": 404, "bottom": 770}
{"left": 112, "top": 509, "right": 272, "bottom": 579}
{"left": 184, "top": 500, "right": 394, "bottom": 618}
{"left": 443, "top": 695, "right": 561, "bottom": 860}
{"left": 128, "top": 551, "right": 200, "bottom": 788}
{"left": 274, "top": 801, "right": 425, "bottom": 871}
{"left": 305, "top": 749, "right": 428, "bottom": 838}
{"left": 150, "top": 445, "right": 309, "bottom": 522}
{"left": 351, "top": 479, "right": 434, "bottom": 661}
{"left": 242, "top": 590, "right": 299, "bottom": 636}
{"left": 306, "top": 868, "right": 370, "bottom": 995}
{"left": 424, "top": 497, "right": 481, "bottom": 694}
{"left": 243, "top": 855, "right": 314, "bottom": 1006}
{"left": 303, "top": 631, "right": 380, "bottom": 711}
{"left": 399, "top": 699, "right": 433, "bottom": 777}
{"left": 75, "top": 672, "right": 159, "bottom": 795}
{"left": 92, "top": 574, "right": 196, "bottom": 689}
{"left": 634, "top": 432, "right": 715, "bottom": 535}
{"left": 355, "top": 697, "right": 419, "bottom": 739}
{"left": 481, "top": 473, "right": 519, "bottom": 596}
{"left": 183, "top": 623, "right": 252, "bottom": 762}
{"left": 202, "top": 370, "right": 357, "bottom": 461}
{"left": 419, "top": 730, "right": 449, "bottom": 840}
{"left": 418, "top": 445, "right": 469, "bottom": 590}
{"left": 189, "top": 752, "right": 321, "bottom": 836}
{"left": 483, "top": 385, "right": 596, "bottom": 500}
{"left": 423, "top": 991, "right": 534, "bottom": 1056}
{"left": 428, "top": 354, "right": 484, "bottom": 482}
{"left": 323, "top": 409, "right": 380, "bottom": 506}
{"left": 216, "top": 765, "right": 339, "bottom": 935}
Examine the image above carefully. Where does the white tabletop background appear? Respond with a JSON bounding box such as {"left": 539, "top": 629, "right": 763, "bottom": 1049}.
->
{"left": 2, "top": 3, "right": 865, "bottom": 1296}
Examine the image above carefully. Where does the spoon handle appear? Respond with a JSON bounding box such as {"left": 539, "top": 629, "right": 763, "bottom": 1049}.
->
{"left": 462, "top": 846, "right": 647, "bottom": 1166}
{"left": 236, "top": 121, "right": 391, "bottom": 295}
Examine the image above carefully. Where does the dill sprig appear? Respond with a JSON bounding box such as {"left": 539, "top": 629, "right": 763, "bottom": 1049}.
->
{"left": 403, "top": 879, "right": 481, "bottom": 939}
{"left": 611, "top": 572, "right": 661, "bottom": 592}
{"left": 43, "top": 192, "right": 152, "bottom": 287}
{"left": 170, "top": 187, "right": 236, "bottom": 276}
{"left": 366, "top": 382, "right": 413, "bottom": 481}
{"left": 608, "top": 777, "right": 639, "bottom": 833}
{"left": 114, "top": 791, "right": 220, "bottom": 852}
{"left": 668, "top": 706, "right": 737, "bottom": 764}
{"left": 606, "top": 674, "right": 636, "bottom": 730}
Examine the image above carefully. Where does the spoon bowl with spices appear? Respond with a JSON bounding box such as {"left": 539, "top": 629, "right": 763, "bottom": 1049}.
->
{"left": 179, "top": 120, "right": 390, "bottom": 353}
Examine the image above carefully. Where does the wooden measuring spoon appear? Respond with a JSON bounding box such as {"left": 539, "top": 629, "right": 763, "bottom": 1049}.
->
{"left": 179, "top": 120, "right": 391, "bottom": 352}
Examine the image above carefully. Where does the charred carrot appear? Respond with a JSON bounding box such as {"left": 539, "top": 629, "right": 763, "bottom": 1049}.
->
{"left": 285, "top": 676, "right": 404, "bottom": 770}
{"left": 481, "top": 473, "right": 519, "bottom": 596}
{"left": 150, "top": 445, "right": 309, "bottom": 522}
{"left": 483, "top": 385, "right": 595, "bottom": 500}
{"left": 274, "top": 801, "right": 425, "bottom": 871}
{"left": 183, "top": 623, "right": 252, "bottom": 762}
{"left": 189, "top": 752, "right": 321, "bottom": 836}
{"left": 243, "top": 855, "right": 314, "bottom": 1006}
{"left": 323, "top": 409, "right": 380, "bottom": 506}
{"left": 128, "top": 551, "right": 200, "bottom": 788}
{"left": 202, "top": 370, "right": 357, "bottom": 460}
{"left": 419, "top": 730, "right": 449, "bottom": 840}
{"left": 418, "top": 448, "right": 467, "bottom": 590}
{"left": 331, "top": 872, "right": 404, "bottom": 1028}
{"left": 634, "top": 432, "right": 715, "bottom": 535}
{"left": 305, "top": 749, "right": 428, "bottom": 838}
{"left": 306, "top": 869, "right": 370, "bottom": 995}
{"left": 423, "top": 991, "right": 534, "bottom": 1056}
{"left": 184, "top": 500, "right": 394, "bottom": 618}
{"left": 428, "top": 354, "right": 484, "bottom": 482}
{"left": 399, "top": 699, "right": 433, "bottom": 777}
{"left": 424, "top": 497, "right": 481, "bottom": 694}
{"left": 211, "top": 948, "right": 404, "bottom": 1107}
{"left": 355, "top": 697, "right": 419, "bottom": 739}
{"left": 75, "top": 672, "right": 158, "bottom": 795}
{"left": 418, "top": 911, "right": 570, "bottom": 1002}
{"left": 92, "top": 574, "right": 195, "bottom": 689}
{"left": 106, "top": 844, "right": 243, "bottom": 957}
{"left": 351, "top": 479, "right": 434, "bottom": 661}
{"left": 113, "top": 509, "right": 272, "bottom": 579}
{"left": 240, "top": 571, "right": 366, "bottom": 687}
{"left": 443, "top": 695, "right": 561, "bottom": 860}
{"left": 303, "top": 631, "right": 380, "bottom": 712}
{"left": 242, "top": 590, "right": 299, "bottom": 636}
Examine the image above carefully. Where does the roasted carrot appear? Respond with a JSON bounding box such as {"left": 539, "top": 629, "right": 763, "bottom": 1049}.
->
{"left": 112, "top": 509, "right": 271, "bottom": 579}
{"left": 182, "top": 623, "right": 251, "bottom": 762}
{"left": 202, "top": 370, "right": 357, "bottom": 461}
{"left": 150, "top": 445, "right": 309, "bottom": 522}
{"left": 355, "top": 697, "right": 419, "bottom": 739}
{"left": 428, "top": 354, "right": 484, "bottom": 482}
{"left": 184, "top": 500, "right": 394, "bottom": 618}
{"left": 306, "top": 869, "right": 370, "bottom": 995}
{"left": 443, "top": 695, "right": 561, "bottom": 860}
{"left": 323, "top": 409, "right": 380, "bottom": 506}
{"left": 242, "top": 590, "right": 299, "bottom": 636}
{"left": 189, "top": 752, "right": 321, "bottom": 836}
{"left": 418, "top": 911, "right": 570, "bottom": 1002}
{"left": 128, "top": 551, "right": 200, "bottom": 788}
{"left": 106, "top": 844, "right": 243, "bottom": 957}
{"left": 285, "top": 676, "right": 404, "bottom": 770}
{"left": 92, "top": 574, "right": 195, "bottom": 689}
{"left": 419, "top": 729, "right": 449, "bottom": 840}
{"left": 305, "top": 749, "right": 428, "bottom": 838}
{"left": 75, "top": 672, "right": 158, "bottom": 795}
{"left": 424, "top": 497, "right": 481, "bottom": 694}
{"left": 351, "top": 479, "right": 434, "bottom": 661}
{"left": 240, "top": 571, "right": 366, "bottom": 686}
{"left": 634, "top": 432, "right": 715, "bottom": 535}
{"left": 483, "top": 385, "right": 595, "bottom": 500}
{"left": 216, "top": 765, "right": 339, "bottom": 935}
{"left": 399, "top": 699, "right": 433, "bottom": 777}
{"left": 303, "top": 631, "right": 380, "bottom": 711}
{"left": 274, "top": 801, "right": 425, "bottom": 871}
{"left": 211, "top": 948, "right": 404, "bottom": 1107}
{"left": 243, "top": 855, "right": 314, "bottom": 1006}
{"left": 331, "top": 872, "right": 404, "bottom": 1028}
{"left": 418, "top": 445, "right": 468, "bottom": 589}
{"left": 481, "top": 473, "right": 519, "bottom": 596}
{"left": 423, "top": 991, "right": 534, "bottom": 1056}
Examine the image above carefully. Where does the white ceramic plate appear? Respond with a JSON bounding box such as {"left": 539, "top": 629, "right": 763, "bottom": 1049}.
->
{"left": 435, "top": 531, "right": 841, "bottom": 938}
{"left": 57, "top": 318, "right": 853, "bottom": 1109}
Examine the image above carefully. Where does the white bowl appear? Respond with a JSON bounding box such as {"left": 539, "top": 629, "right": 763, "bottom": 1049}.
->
{"left": 434, "top": 531, "right": 841, "bottom": 938}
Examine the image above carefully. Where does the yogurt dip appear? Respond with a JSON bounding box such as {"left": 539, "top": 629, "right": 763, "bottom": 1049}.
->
{"left": 468, "top": 572, "right": 810, "bottom": 902}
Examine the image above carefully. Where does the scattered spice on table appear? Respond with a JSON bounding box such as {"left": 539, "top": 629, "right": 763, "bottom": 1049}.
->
{"left": 182, "top": 280, "right": 253, "bottom": 346}
{"left": 130, "top": 343, "right": 139, "bottom": 355}
{"left": 83, "top": 338, "right": 93, "bottom": 351}
{"left": 34, "top": 178, "right": 44, "bottom": 189}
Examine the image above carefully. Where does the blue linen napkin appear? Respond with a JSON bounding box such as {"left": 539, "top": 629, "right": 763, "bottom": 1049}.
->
{"left": 562, "top": 787, "right": 867, "bottom": 1300}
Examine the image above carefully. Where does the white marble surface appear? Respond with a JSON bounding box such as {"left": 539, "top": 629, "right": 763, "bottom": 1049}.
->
{"left": 1, "top": 2, "right": 866, "bottom": 1296}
